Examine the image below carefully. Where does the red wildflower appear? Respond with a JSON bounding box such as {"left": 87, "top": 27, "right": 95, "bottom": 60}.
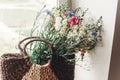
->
{"left": 67, "top": 16, "right": 80, "bottom": 27}
{"left": 80, "top": 49, "right": 86, "bottom": 54}
{"left": 80, "top": 49, "right": 86, "bottom": 61}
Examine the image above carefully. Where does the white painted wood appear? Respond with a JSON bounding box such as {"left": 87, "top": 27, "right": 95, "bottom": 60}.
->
{"left": 72, "top": 0, "right": 118, "bottom": 80}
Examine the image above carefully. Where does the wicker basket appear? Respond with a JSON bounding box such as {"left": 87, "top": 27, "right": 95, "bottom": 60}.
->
{"left": 0, "top": 37, "right": 75, "bottom": 80}
{"left": 0, "top": 37, "right": 39, "bottom": 80}
{"left": 51, "top": 54, "right": 75, "bottom": 80}
{"left": 0, "top": 54, "right": 32, "bottom": 80}
{"left": 21, "top": 38, "right": 58, "bottom": 80}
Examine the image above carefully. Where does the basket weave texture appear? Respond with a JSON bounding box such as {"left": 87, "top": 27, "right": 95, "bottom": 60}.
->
{"left": 22, "top": 61, "right": 57, "bottom": 80}
{"left": 21, "top": 38, "right": 58, "bottom": 80}
{"left": 0, "top": 37, "right": 75, "bottom": 80}
{"left": 0, "top": 37, "right": 58, "bottom": 80}
{"left": 0, "top": 54, "right": 32, "bottom": 80}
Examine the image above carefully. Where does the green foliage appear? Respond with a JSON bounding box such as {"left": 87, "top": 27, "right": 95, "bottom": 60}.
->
{"left": 28, "top": 5, "right": 103, "bottom": 64}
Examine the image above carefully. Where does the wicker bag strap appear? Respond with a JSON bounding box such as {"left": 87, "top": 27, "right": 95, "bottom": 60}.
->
{"left": 18, "top": 37, "right": 40, "bottom": 53}
{"left": 23, "top": 38, "right": 53, "bottom": 57}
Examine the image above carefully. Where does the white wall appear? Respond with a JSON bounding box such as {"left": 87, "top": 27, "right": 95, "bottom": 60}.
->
{"left": 73, "top": 0, "right": 118, "bottom": 80}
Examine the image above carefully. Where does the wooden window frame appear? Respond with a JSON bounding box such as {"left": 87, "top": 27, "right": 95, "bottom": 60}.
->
{"left": 108, "top": 0, "right": 120, "bottom": 80}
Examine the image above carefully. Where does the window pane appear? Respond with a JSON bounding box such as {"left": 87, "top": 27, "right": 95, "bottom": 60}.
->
{"left": 0, "top": 0, "right": 57, "bottom": 54}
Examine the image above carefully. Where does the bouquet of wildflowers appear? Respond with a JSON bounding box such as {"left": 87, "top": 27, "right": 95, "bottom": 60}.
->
{"left": 30, "top": 5, "right": 103, "bottom": 64}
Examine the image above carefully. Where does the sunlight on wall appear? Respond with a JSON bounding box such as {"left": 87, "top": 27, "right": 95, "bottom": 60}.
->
{"left": 0, "top": 0, "right": 57, "bottom": 54}
{"left": 0, "top": 0, "right": 57, "bottom": 27}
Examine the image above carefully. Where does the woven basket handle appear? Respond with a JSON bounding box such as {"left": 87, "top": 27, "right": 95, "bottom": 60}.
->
{"left": 18, "top": 37, "right": 40, "bottom": 53}
{"left": 23, "top": 38, "right": 53, "bottom": 57}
